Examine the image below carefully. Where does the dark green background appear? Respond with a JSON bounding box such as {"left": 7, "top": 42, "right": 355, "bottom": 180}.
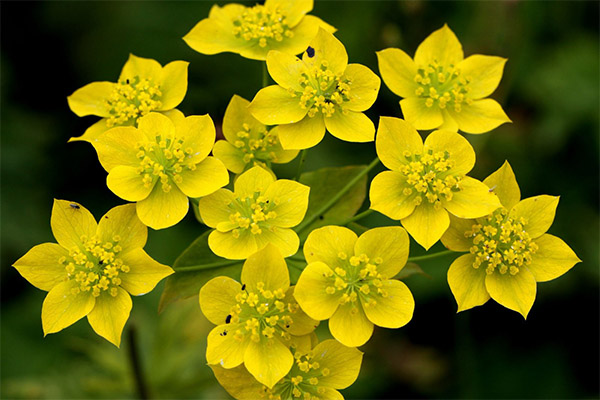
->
{"left": 2, "top": 1, "right": 598, "bottom": 399}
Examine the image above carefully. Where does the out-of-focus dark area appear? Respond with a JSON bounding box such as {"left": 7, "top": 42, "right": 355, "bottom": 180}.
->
{"left": 1, "top": 1, "right": 598, "bottom": 399}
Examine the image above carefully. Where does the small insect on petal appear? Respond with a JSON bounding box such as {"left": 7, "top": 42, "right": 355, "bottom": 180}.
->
{"left": 306, "top": 46, "right": 315, "bottom": 58}
{"left": 69, "top": 203, "right": 80, "bottom": 210}
{"left": 225, "top": 314, "right": 232, "bottom": 324}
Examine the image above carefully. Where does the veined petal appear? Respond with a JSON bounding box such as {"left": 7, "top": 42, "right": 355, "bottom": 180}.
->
{"left": 369, "top": 171, "right": 416, "bottom": 221}
{"left": 329, "top": 302, "right": 373, "bottom": 347}
{"left": 176, "top": 157, "right": 229, "bottom": 198}
{"left": 441, "top": 214, "right": 476, "bottom": 252}
{"left": 483, "top": 161, "right": 521, "bottom": 209}
{"left": 354, "top": 227, "right": 409, "bottom": 277}
{"left": 324, "top": 111, "right": 374, "bottom": 143}
{"left": 457, "top": 55, "right": 507, "bottom": 99}
{"left": 303, "top": 28, "right": 347, "bottom": 75}
{"left": 400, "top": 97, "right": 443, "bottom": 130}
{"left": 96, "top": 203, "right": 147, "bottom": 252}
{"left": 248, "top": 85, "right": 308, "bottom": 125}
{"left": 264, "top": 180, "right": 310, "bottom": 227}
{"left": 158, "top": 60, "right": 188, "bottom": 110}
{"left": 439, "top": 109, "right": 459, "bottom": 132}
{"left": 303, "top": 226, "right": 357, "bottom": 266}
{"left": 118, "top": 248, "right": 173, "bottom": 296}
{"left": 222, "top": 95, "right": 264, "bottom": 143}
{"left": 414, "top": 24, "right": 464, "bottom": 67}
{"left": 68, "top": 119, "right": 111, "bottom": 143}
{"left": 376, "top": 117, "right": 423, "bottom": 171}
{"left": 283, "top": 288, "right": 319, "bottom": 336}
{"left": 377, "top": 48, "right": 419, "bottom": 98}
{"left": 13, "top": 243, "right": 70, "bottom": 291}
{"left": 67, "top": 81, "right": 113, "bottom": 118}
{"left": 136, "top": 184, "right": 189, "bottom": 230}
{"left": 509, "top": 195, "right": 559, "bottom": 239}
{"left": 278, "top": 114, "right": 326, "bottom": 150}
{"left": 363, "top": 279, "right": 414, "bottom": 328}
{"left": 265, "top": 0, "right": 313, "bottom": 27}
{"left": 199, "top": 276, "right": 242, "bottom": 325}
{"left": 87, "top": 288, "right": 132, "bottom": 347}
{"left": 198, "top": 189, "right": 236, "bottom": 228}
{"left": 210, "top": 365, "right": 265, "bottom": 400}
{"left": 424, "top": 129, "right": 475, "bottom": 175}
{"left": 42, "top": 280, "right": 95, "bottom": 335}
{"left": 268, "top": 15, "right": 336, "bottom": 57}
{"left": 444, "top": 177, "right": 502, "bottom": 219}
{"left": 448, "top": 99, "right": 511, "bottom": 134}
{"left": 270, "top": 127, "right": 300, "bottom": 163}
{"left": 207, "top": 323, "right": 249, "bottom": 368}
{"left": 401, "top": 204, "right": 449, "bottom": 250}
{"left": 107, "top": 166, "right": 154, "bottom": 202}
{"left": 342, "top": 64, "right": 381, "bottom": 112}
{"left": 51, "top": 199, "right": 97, "bottom": 251}
{"left": 138, "top": 112, "right": 176, "bottom": 143}
{"left": 234, "top": 166, "right": 274, "bottom": 198}
{"left": 178, "top": 114, "right": 216, "bottom": 163}
{"left": 208, "top": 230, "right": 258, "bottom": 260}
{"left": 212, "top": 140, "right": 246, "bottom": 174}
{"left": 119, "top": 54, "right": 162, "bottom": 82}
{"left": 244, "top": 337, "right": 293, "bottom": 388}
{"left": 254, "top": 227, "right": 300, "bottom": 258}
{"left": 92, "top": 126, "right": 145, "bottom": 171}
{"left": 447, "top": 254, "right": 490, "bottom": 312}
{"left": 485, "top": 268, "right": 536, "bottom": 319}
{"left": 294, "top": 261, "right": 342, "bottom": 320}
{"left": 311, "top": 339, "right": 363, "bottom": 389}
{"left": 241, "top": 244, "right": 290, "bottom": 293}
{"left": 527, "top": 234, "right": 581, "bottom": 282}
{"left": 266, "top": 51, "right": 306, "bottom": 91}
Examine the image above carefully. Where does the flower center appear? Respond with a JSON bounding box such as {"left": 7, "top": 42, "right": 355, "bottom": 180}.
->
{"left": 233, "top": 123, "right": 282, "bottom": 167}
{"left": 225, "top": 191, "right": 279, "bottom": 237}
{"left": 106, "top": 76, "right": 163, "bottom": 127}
{"left": 466, "top": 208, "right": 539, "bottom": 275}
{"left": 223, "top": 281, "right": 298, "bottom": 343}
{"left": 262, "top": 351, "right": 331, "bottom": 399}
{"left": 135, "top": 134, "right": 198, "bottom": 193}
{"left": 413, "top": 62, "right": 472, "bottom": 112}
{"left": 400, "top": 149, "right": 463, "bottom": 208}
{"left": 59, "top": 235, "right": 129, "bottom": 297}
{"left": 232, "top": 5, "right": 294, "bottom": 48}
{"left": 291, "top": 61, "right": 352, "bottom": 118}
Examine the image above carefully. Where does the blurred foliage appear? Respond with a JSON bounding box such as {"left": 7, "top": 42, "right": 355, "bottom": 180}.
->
{"left": 1, "top": 1, "right": 598, "bottom": 399}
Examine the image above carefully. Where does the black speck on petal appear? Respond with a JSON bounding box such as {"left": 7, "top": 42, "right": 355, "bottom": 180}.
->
{"left": 306, "top": 46, "right": 315, "bottom": 58}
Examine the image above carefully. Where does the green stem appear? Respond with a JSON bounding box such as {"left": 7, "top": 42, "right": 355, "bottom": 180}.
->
{"left": 174, "top": 259, "right": 239, "bottom": 273}
{"left": 262, "top": 63, "right": 269, "bottom": 87}
{"left": 295, "top": 158, "right": 380, "bottom": 233}
{"left": 288, "top": 255, "right": 306, "bottom": 263}
{"left": 294, "top": 149, "right": 308, "bottom": 181}
{"left": 127, "top": 325, "right": 149, "bottom": 400}
{"left": 407, "top": 250, "right": 456, "bottom": 262}
{"left": 339, "top": 209, "right": 373, "bottom": 226}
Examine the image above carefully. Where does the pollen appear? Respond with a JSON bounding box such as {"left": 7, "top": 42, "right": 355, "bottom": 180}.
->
{"left": 413, "top": 61, "right": 473, "bottom": 111}
{"left": 106, "top": 76, "right": 162, "bottom": 127}
{"left": 294, "top": 61, "right": 352, "bottom": 118}
{"left": 226, "top": 190, "right": 279, "bottom": 236}
{"left": 234, "top": 124, "right": 285, "bottom": 167}
{"left": 232, "top": 5, "right": 294, "bottom": 47}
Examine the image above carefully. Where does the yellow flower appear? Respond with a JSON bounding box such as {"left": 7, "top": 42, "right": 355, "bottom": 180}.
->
{"left": 213, "top": 95, "right": 299, "bottom": 174}
{"left": 248, "top": 28, "right": 381, "bottom": 150}
{"left": 294, "top": 226, "right": 415, "bottom": 347}
{"left": 198, "top": 166, "right": 309, "bottom": 259}
{"left": 210, "top": 339, "right": 363, "bottom": 400}
{"left": 12, "top": 200, "right": 173, "bottom": 347}
{"left": 200, "top": 245, "right": 318, "bottom": 388}
{"left": 91, "top": 112, "right": 229, "bottom": 230}
{"left": 183, "top": 0, "right": 335, "bottom": 61}
{"left": 377, "top": 24, "right": 511, "bottom": 134}
{"left": 441, "top": 161, "right": 581, "bottom": 318}
{"left": 369, "top": 117, "right": 502, "bottom": 249}
{"left": 67, "top": 54, "right": 188, "bottom": 142}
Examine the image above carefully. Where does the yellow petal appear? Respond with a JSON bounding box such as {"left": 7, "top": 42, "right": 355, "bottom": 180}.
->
{"left": 439, "top": 109, "right": 459, "bottom": 132}
{"left": 448, "top": 99, "right": 511, "bottom": 134}
{"left": 69, "top": 119, "right": 111, "bottom": 143}
{"left": 324, "top": 111, "right": 374, "bottom": 143}
{"left": 178, "top": 114, "right": 217, "bottom": 163}
{"left": 401, "top": 204, "right": 449, "bottom": 250}
{"left": 485, "top": 268, "right": 536, "bottom": 319}
{"left": 213, "top": 140, "right": 246, "bottom": 174}
{"left": 119, "top": 54, "right": 162, "bottom": 82}
{"left": 424, "top": 129, "right": 475, "bottom": 175}
{"left": 400, "top": 97, "right": 444, "bottom": 130}
{"left": 303, "top": 226, "right": 357, "bottom": 265}
{"left": 254, "top": 227, "right": 300, "bottom": 258}
{"left": 329, "top": 302, "right": 373, "bottom": 347}
{"left": 264, "top": 180, "right": 310, "bottom": 227}
{"left": 119, "top": 248, "right": 174, "bottom": 296}
{"left": 248, "top": 85, "right": 307, "bottom": 125}
{"left": 303, "top": 28, "right": 347, "bottom": 75}
{"left": 354, "top": 227, "right": 409, "bottom": 277}
{"left": 444, "top": 177, "right": 502, "bottom": 219}
{"left": 270, "top": 127, "right": 300, "bottom": 163}
{"left": 208, "top": 229, "right": 258, "bottom": 260}
{"left": 510, "top": 195, "right": 559, "bottom": 239}
{"left": 268, "top": 15, "right": 336, "bottom": 57}
{"left": 282, "top": 288, "right": 319, "bottom": 336}
{"left": 234, "top": 166, "right": 274, "bottom": 198}
{"left": 198, "top": 189, "right": 236, "bottom": 228}
{"left": 266, "top": 51, "right": 306, "bottom": 91}
{"left": 176, "top": 157, "right": 229, "bottom": 198}
{"left": 136, "top": 184, "right": 189, "bottom": 230}
{"left": 375, "top": 116, "right": 423, "bottom": 171}
{"left": 96, "top": 203, "right": 147, "bottom": 252}
{"left": 138, "top": 112, "right": 176, "bottom": 142}
{"left": 199, "top": 276, "right": 242, "bottom": 325}
{"left": 13, "top": 243, "right": 70, "bottom": 291}
{"left": 87, "top": 287, "right": 132, "bottom": 347}
{"left": 342, "top": 64, "right": 381, "bottom": 112}
{"left": 456, "top": 55, "right": 507, "bottom": 99}
{"left": 441, "top": 214, "right": 476, "bottom": 252}
{"left": 376, "top": 48, "right": 418, "bottom": 98}
{"left": 363, "top": 279, "right": 414, "bottom": 328}
{"left": 369, "top": 171, "right": 418, "bottom": 219}
{"left": 294, "top": 261, "right": 342, "bottom": 320}
{"left": 42, "top": 280, "right": 95, "bottom": 335}
{"left": 210, "top": 365, "right": 264, "bottom": 400}
{"left": 319, "top": 387, "right": 345, "bottom": 400}
{"left": 50, "top": 199, "right": 97, "bottom": 251}
{"left": 67, "top": 81, "right": 113, "bottom": 117}
{"left": 241, "top": 244, "right": 290, "bottom": 293}
{"left": 278, "top": 114, "right": 326, "bottom": 150}
{"left": 414, "top": 24, "right": 463, "bottom": 67}
{"left": 222, "top": 95, "right": 264, "bottom": 143}
{"left": 158, "top": 60, "right": 188, "bottom": 110}
{"left": 163, "top": 108, "right": 186, "bottom": 125}
{"left": 447, "top": 254, "right": 490, "bottom": 312}
{"left": 311, "top": 339, "right": 363, "bottom": 389}
{"left": 207, "top": 323, "right": 249, "bottom": 368}
{"left": 245, "top": 338, "right": 293, "bottom": 388}
{"left": 265, "top": 0, "right": 313, "bottom": 27}
{"left": 483, "top": 161, "right": 521, "bottom": 209}
{"left": 107, "top": 166, "right": 154, "bottom": 202}
{"left": 92, "top": 126, "right": 145, "bottom": 171}
{"left": 527, "top": 234, "right": 581, "bottom": 282}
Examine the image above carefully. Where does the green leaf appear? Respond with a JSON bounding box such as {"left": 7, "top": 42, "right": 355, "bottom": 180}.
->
{"left": 158, "top": 231, "right": 242, "bottom": 313}
{"left": 395, "top": 262, "right": 431, "bottom": 280}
